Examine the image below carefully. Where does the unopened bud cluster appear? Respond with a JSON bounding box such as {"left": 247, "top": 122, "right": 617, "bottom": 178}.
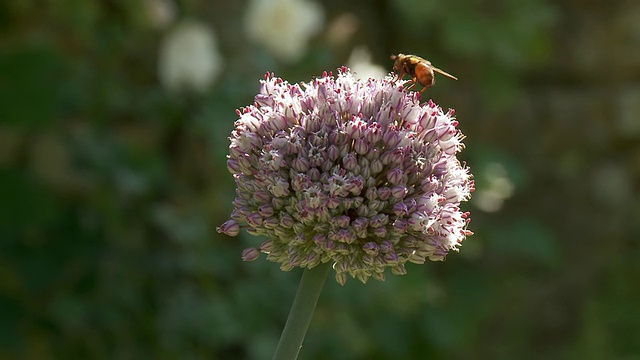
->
{"left": 218, "top": 67, "right": 473, "bottom": 285}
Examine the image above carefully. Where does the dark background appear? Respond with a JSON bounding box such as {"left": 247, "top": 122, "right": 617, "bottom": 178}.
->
{"left": 1, "top": 0, "right": 639, "bottom": 359}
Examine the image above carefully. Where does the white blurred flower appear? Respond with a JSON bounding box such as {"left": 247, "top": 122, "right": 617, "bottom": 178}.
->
{"left": 158, "top": 20, "right": 223, "bottom": 93}
{"left": 475, "top": 162, "right": 515, "bottom": 212}
{"left": 144, "top": 0, "right": 177, "bottom": 29}
{"left": 616, "top": 86, "right": 640, "bottom": 137}
{"left": 244, "top": 0, "right": 324, "bottom": 63}
{"left": 591, "top": 163, "right": 632, "bottom": 207}
{"left": 347, "top": 46, "right": 387, "bottom": 80}
{"left": 326, "top": 13, "right": 359, "bottom": 47}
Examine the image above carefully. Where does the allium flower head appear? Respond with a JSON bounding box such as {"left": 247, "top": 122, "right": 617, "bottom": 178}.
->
{"left": 218, "top": 67, "right": 474, "bottom": 285}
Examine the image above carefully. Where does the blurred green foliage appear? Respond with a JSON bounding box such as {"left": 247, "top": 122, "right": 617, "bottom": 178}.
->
{"left": 1, "top": 0, "right": 639, "bottom": 359}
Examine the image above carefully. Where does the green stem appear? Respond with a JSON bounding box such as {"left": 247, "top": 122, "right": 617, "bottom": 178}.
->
{"left": 272, "top": 262, "right": 332, "bottom": 360}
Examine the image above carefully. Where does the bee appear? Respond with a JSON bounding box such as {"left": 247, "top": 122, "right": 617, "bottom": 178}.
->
{"left": 391, "top": 53, "right": 458, "bottom": 93}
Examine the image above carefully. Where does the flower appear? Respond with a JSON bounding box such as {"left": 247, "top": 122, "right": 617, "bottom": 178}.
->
{"left": 158, "top": 20, "right": 223, "bottom": 93}
{"left": 144, "top": 0, "right": 177, "bottom": 29}
{"left": 244, "top": 0, "right": 324, "bottom": 63}
{"left": 218, "top": 67, "right": 474, "bottom": 285}
{"left": 474, "top": 162, "right": 514, "bottom": 212}
{"left": 347, "top": 46, "right": 387, "bottom": 81}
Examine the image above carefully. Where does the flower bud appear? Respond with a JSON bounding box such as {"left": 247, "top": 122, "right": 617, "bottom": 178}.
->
{"left": 217, "top": 220, "right": 240, "bottom": 237}
{"left": 242, "top": 248, "right": 260, "bottom": 261}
